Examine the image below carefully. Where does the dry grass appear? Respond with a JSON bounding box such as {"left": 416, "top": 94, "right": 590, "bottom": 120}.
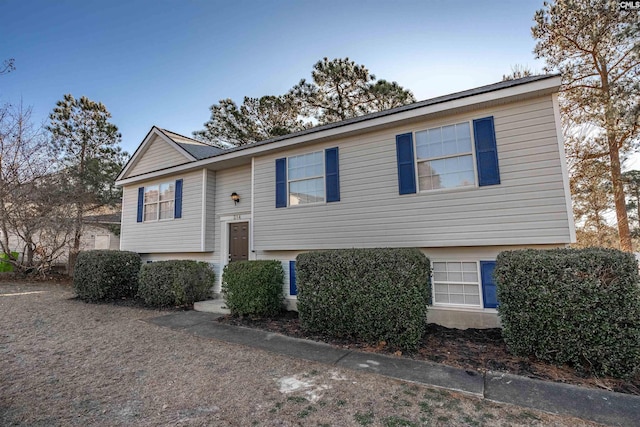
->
{"left": 0, "top": 281, "right": 603, "bottom": 426}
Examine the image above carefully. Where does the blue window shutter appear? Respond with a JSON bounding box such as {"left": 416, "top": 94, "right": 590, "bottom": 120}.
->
{"left": 275, "top": 158, "right": 287, "bottom": 208}
{"left": 137, "top": 187, "right": 144, "bottom": 222}
{"left": 480, "top": 261, "right": 498, "bottom": 309}
{"left": 289, "top": 260, "right": 297, "bottom": 296}
{"left": 174, "top": 179, "right": 183, "bottom": 218}
{"left": 325, "top": 147, "right": 340, "bottom": 202}
{"left": 396, "top": 133, "right": 416, "bottom": 194}
{"left": 473, "top": 117, "right": 500, "bottom": 186}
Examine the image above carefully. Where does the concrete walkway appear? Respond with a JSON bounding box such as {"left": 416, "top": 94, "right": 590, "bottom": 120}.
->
{"left": 147, "top": 311, "right": 640, "bottom": 427}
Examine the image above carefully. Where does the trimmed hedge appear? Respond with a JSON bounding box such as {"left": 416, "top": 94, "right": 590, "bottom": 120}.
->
{"left": 73, "top": 250, "right": 141, "bottom": 301}
{"left": 296, "top": 248, "right": 431, "bottom": 351}
{"left": 222, "top": 260, "right": 284, "bottom": 316}
{"left": 495, "top": 248, "right": 640, "bottom": 378}
{"left": 138, "top": 260, "right": 215, "bottom": 307}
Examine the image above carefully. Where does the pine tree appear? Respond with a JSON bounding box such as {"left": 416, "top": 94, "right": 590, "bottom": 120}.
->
{"left": 196, "top": 58, "right": 416, "bottom": 146}
{"left": 291, "top": 57, "right": 415, "bottom": 124}
{"left": 532, "top": 0, "right": 640, "bottom": 251}
{"left": 623, "top": 170, "right": 640, "bottom": 238}
{"left": 194, "top": 94, "right": 309, "bottom": 147}
{"left": 48, "top": 94, "right": 127, "bottom": 272}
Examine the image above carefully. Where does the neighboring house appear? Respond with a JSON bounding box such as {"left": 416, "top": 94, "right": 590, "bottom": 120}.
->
{"left": 1, "top": 210, "right": 121, "bottom": 271}
{"left": 80, "top": 213, "right": 121, "bottom": 252}
{"left": 115, "top": 75, "right": 575, "bottom": 329}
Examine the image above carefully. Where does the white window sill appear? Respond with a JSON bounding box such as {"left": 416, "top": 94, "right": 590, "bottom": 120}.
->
{"left": 431, "top": 304, "right": 497, "bottom": 313}
{"left": 419, "top": 184, "right": 477, "bottom": 195}
{"left": 286, "top": 201, "right": 327, "bottom": 209}
{"left": 143, "top": 218, "right": 175, "bottom": 223}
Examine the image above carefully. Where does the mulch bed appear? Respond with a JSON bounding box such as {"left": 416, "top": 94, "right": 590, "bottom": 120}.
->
{"left": 218, "top": 311, "right": 640, "bottom": 396}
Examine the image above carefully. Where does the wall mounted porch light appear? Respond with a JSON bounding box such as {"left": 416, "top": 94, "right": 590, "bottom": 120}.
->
{"left": 230, "top": 192, "right": 240, "bottom": 205}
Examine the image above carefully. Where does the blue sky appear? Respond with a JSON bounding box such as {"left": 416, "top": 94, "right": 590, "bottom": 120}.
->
{"left": 2, "top": 0, "right": 548, "bottom": 155}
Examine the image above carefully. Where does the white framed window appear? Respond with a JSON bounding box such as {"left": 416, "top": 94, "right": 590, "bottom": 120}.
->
{"left": 415, "top": 122, "right": 475, "bottom": 191}
{"left": 432, "top": 261, "right": 481, "bottom": 306}
{"left": 288, "top": 151, "right": 325, "bottom": 206}
{"left": 144, "top": 182, "right": 175, "bottom": 221}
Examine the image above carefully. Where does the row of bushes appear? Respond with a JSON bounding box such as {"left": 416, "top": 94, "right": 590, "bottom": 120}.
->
{"left": 219, "top": 248, "right": 431, "bottom": 351}
{"left": 292, "top": 247, "right": 639, "bottom": 377}
{"left": 74, "top": 247, "right": 640, "bottom": 378}
{"left": 74, "top": 250, "right": 214, "bottom": 307}
{"left": 73, "top": 251, "right": 284, "bottom": 313}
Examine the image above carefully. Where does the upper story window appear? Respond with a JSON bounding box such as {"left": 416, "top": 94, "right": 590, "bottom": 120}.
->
{"left": 415, "top": 122, "right": 475, "bottom": 191}
{"left": 144, "top": 182, "right": 175, "bottom": 221}
{"left": 136, "top": 179, "right": 182, "bottom": 223}
{"left": 395, "top": 116, "right": 499, "bottom": 195}
{"left": 288, "top": 151, "right": 325, "bottom": 206}
{"left": 276, "top": 148, "right": 339, "bottom": 208}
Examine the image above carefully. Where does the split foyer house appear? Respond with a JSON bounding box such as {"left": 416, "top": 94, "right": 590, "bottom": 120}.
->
{"left": 115, "top": 75, "right": 575, "bottom": 329}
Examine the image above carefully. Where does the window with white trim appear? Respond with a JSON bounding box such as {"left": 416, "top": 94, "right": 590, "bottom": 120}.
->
{"left": 432, "top": 261, "right": 481, "bottom": 306}
{"left": 144, "top": 182, "right": 175, "bottom": 221}
{"left": 415, "top": 122, "right": 475, "bottom": 191}
{"left": 288, "top": 151, "right": 325, "bottom": 205}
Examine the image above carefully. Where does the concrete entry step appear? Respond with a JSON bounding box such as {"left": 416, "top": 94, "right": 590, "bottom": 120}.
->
{"left": 193, "top": 299, "right": 230, "bottom": 314}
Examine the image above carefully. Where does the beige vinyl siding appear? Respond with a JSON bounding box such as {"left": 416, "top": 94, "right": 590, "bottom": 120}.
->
{"left": 205, "top": 170, "right": 216, "bottom": 251}
{"left": 257, "top": 244, "right": 563, "bottom": 321}
{"left": 120, "top": 170, "right": 205, "bottom": 253}
{"left": 125, "top": 135, "right": 190, "bottom": 178}
{"left": 252, "top": 96, "right": 572, "bottom": 250}
{"left": 212, "top": 165, "right": 252, "bottom": 256}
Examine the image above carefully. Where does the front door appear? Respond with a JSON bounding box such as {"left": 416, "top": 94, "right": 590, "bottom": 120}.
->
{"left": 228, "top": 222, "right": 249, "bottom": 262}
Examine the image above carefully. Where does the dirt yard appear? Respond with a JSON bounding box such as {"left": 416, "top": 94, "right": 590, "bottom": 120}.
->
{"left": 0, "top": 281, "right": 603, "bottom": 426}
{"left": 221, "top": 312, "right": 640, "bottom": 396}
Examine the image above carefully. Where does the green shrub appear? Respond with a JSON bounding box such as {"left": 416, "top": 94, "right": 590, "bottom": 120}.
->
{"left": 138, "top": 260, "right": 215, "bottom": 307}
{"left": 222, "top": 260, "right": 284, "bottom": 316}
{"left": 296, "top": 248, "right": 430, "bottom": 351}
{"left": 495, "top": 248, "right": 640, "bottom": 378}
{"left": 0, "top": 252, "right": 18, "bottom": 272}
{"left": 73, "top": 250, "right": 141, "bottom": 301}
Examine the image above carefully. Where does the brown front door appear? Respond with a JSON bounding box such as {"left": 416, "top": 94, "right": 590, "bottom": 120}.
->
{"left": 229, "top": 222, "right": 249, "bottom": 262}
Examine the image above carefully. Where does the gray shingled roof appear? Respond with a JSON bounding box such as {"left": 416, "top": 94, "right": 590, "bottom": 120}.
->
{"left": 159, "top": 129, "right": 224, "bottom": 160}
{"left": 179, "top": 74, "right": 560, "bottom": 161}
{"left": 83, "top": 213, "right": 121, "bottom": 224}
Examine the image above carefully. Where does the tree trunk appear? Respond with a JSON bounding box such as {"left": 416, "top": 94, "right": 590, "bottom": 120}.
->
{"left": 609, "top": 140, "right": 632, "bottom": 251}
{"left": 68, "top": 210, "right": 83, "bottom": 276}
{"left": 593, "top": 206, "right": 603, "bottom": 246}
{"left": 26, "top": 244, "right": 34, "bottom": 267}
{"left": 68, "top": 134, "right": 88, "bottom": 276}
{"left": 601, "top": 64, "right": 632, "bottom": 252}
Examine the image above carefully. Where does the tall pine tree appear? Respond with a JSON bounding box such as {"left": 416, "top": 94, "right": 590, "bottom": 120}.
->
{"left": 48, "top": 94, "right": 126, "bottom": 272}
{"left": 194, "top": 94, "right": 309, "bottom": 147}
{"left": 196, "top": 58, "right": 415, "bottom": 147}
{"left": 533, "top": 0, "right": 640, "bottom": 251}
{"left": 291, "top": 57, "right": 415, "bottom": 124}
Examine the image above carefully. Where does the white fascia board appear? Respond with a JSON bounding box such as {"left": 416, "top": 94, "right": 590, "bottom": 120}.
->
{"left": 116, "top": 77, "right": 561, "bottom": 186}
